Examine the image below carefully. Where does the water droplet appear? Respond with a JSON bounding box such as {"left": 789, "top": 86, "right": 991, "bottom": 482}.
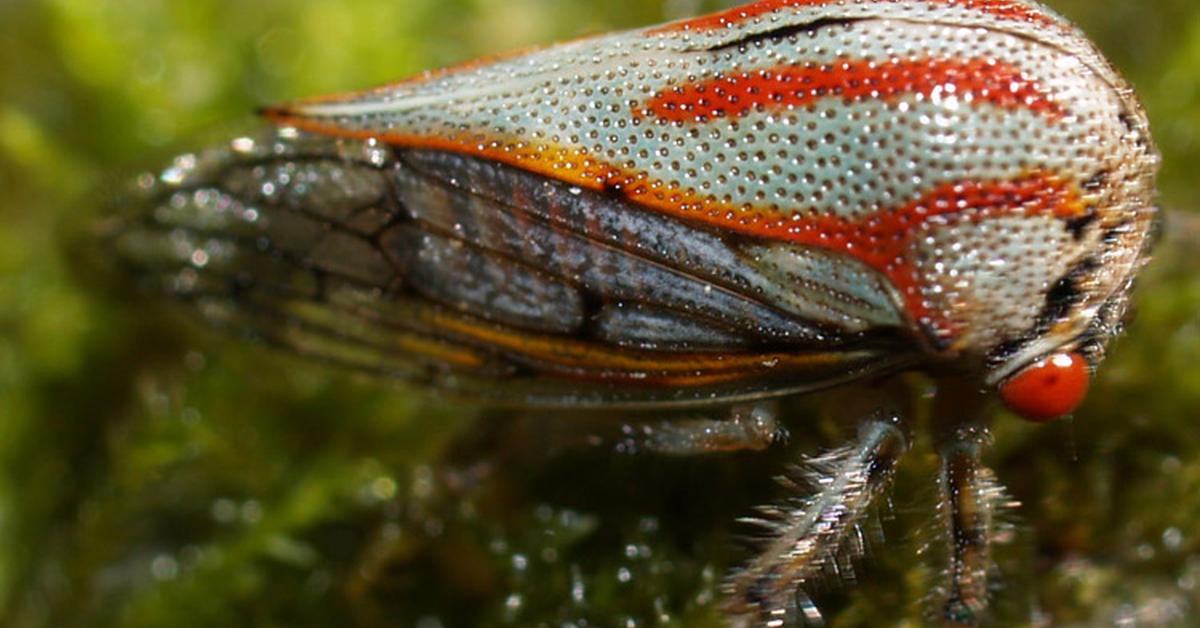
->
{"left": 151, "top": 554, "right": 179, "bottom": 580}
{"left": 371, "top": 476, "right": 397, "bottom": 501}
{"left": 617, "top": 566, "right": 632, "bottom": 583}
{"left": 231, "top": 137, "right": 256, "bottom": 153}
{"left": 161, "top": 167, "right": 186, "bottom": 186}
{"left": 180, "top": 407, "right": 202, "bottom": 425}
{"left": 411, "top": 465, "right": 434, "bottom": 499}
{"left": 241, "top": 499, "right": 263, "bottom": 524}
{"left": 1163, "top": 527, "right": 1183, "bottom": 552}
{"left": 571, "top": 565, "right": 586, "bottom": 603}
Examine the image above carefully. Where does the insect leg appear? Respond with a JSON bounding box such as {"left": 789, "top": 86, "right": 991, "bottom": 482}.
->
{"left": 936, "top": 423, "right": 1004, "bottom": 626}
{"left": 928, "top": 379, "right": 1012, "bottom": 626}
{"left": 722, "top": 406, "right": 909, "bottom": 626}
{"left": 623, "top": 401, "right": 785, "bottom": 456}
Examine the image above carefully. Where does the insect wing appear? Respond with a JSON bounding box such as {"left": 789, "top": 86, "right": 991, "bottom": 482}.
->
{"left": 114, "top": 129, "right": 916, "bottom": 407}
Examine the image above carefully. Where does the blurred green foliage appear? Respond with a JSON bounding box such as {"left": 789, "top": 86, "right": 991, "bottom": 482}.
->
{"left": 0, "top": 0, "right": 1198, "bottom": 625}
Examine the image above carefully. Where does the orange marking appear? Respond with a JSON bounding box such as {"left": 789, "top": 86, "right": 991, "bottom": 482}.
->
{"left": 648, "top": 0, "right": 1056, "bottom": 34}
{"left": 641, "top": 57, "right": 1064, "bottom": 123}
{"left": 262, "top": 109, "right": 630, "bottom": 192}
{"left": 431, "top": 310, "right": 847, "bottom": 375}
{"left": 344, "top": 297, "right": 863, "bottom": 387}
{"left": 387, "top": 335, "right": 486, "bottom": 369}
{"left": 287, "top": 301, "right": 487, "bottom": 368}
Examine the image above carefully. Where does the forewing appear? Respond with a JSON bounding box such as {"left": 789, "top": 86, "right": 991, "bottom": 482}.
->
{"left": 112, "top": 129, "right": 915, "bottom": 407}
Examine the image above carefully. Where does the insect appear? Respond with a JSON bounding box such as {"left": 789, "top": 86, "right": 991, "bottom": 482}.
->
{"left": 110, "top": 0, "right": 1160, "bottom": 624}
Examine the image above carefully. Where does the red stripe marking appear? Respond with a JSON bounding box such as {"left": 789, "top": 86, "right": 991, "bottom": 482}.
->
{"left": 264, "top": 109, "right": 1081, "bottom": 342}
{"left": 650, "top": 0, "right": 1056, "bottom": 34}
{"left": 641, "top": 57, "right": 1064, "bottom": 123}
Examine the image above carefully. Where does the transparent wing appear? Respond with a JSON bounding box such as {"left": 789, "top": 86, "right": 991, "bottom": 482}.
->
{"left": 111, "top": 128, "right": 916, "bottom": 407}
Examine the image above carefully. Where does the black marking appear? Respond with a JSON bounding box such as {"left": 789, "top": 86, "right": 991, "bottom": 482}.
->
{"left": 1118, "top": 111, "right": 1138, "bottom": 134}
{"left": 1045, "top": 277, "right": 1079, "bottom": 315}
{"left": 1042, "top": 258, "right": 1098, "bottom": 323}
{"left": 709, "top": 17, "right": 865, "bottom": 53}
{"left": 1082, "top": 170, "right": 1110, "bottom": 193}
{"left": 601, "top": 178, "right": 624, "bottom": 197}
{"left": 1102, "top": 219, "right": 1132, "bottom": 246}
{"left": 1118, "top": 110, "right": 1150, "bottom": 149}
{"left": 577, "top": 290, "right": 608, "bottom": 340}
{"left": 1064, "top": 209, "right": 1098, "bottom": 241}
{"left": 990, "top": 256, "right": 1102, "bottom": 367}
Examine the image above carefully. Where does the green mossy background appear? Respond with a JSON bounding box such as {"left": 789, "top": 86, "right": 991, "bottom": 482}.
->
{"left": 1, "top": 0, "right": 1198, "bottom": 625}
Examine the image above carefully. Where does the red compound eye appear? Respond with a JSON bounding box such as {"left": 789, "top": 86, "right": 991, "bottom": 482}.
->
{"left": 1000, "top": 352, "right": 1090, "bottom": 422}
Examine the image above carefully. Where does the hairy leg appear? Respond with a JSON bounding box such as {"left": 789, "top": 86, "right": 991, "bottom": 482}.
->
{"left": 929, "top": 379, "right": 1013, "bottom": 626}
{"left": 722, "top": 406, "right": 910, "bottom": 626}
{"left": 936, "top": 424, "right": 1003, "bottom": 625}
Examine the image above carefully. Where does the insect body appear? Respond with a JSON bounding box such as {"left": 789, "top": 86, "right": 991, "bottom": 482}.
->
{"left": 113, "top": 0, "right": 1159, "bottom": 623}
